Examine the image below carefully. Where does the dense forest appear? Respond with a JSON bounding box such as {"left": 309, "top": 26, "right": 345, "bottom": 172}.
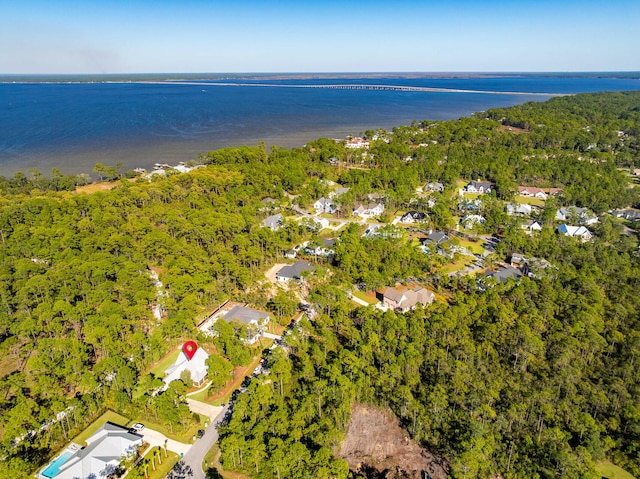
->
{"left": 1, "top": 91, "right": 639, "bottom": 478}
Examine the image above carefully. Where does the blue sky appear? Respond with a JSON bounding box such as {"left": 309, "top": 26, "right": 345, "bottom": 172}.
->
{"left": 1, "top": 0, "right": 639, "bottom": 74}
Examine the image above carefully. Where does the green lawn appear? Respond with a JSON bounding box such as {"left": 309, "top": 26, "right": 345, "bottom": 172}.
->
{"left": 138, "top": 414, "right": 207, "bottom": 443}
{"left": 441, "top": 258, "right": 473, "bottom": 274}
{"left": 596, "top": 461, "right": 636, "bottom": 479}
{"left": 72, "top": 410, "right": 130, "bottom": 446}
{"left": 148, "top": 349, "right": 181, "bottom": 378}
{"left": 351, "top": 289, "right": 379, "bottom": 305}
{"left": 457, "top": 238, "right": 485, "bottom": 255}
{"left": 514, "top": 195, "right": 545, "bottom": 207}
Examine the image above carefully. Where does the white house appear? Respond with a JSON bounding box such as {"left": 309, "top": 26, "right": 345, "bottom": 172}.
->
{"left": 521, "top": 219, "right": 543, "bottom": 232}
{"left": 425, "top": 182, "right": 445, "bottom": 192}
{"left": 462, "top": 215, "right": 486, "bottom": 228}
{"left": 556, "top": 206, "right": 598, "bottom": 225}
{"left": 353, "top": 202, "right": 385, "bottom": 218}
{"left": 465, "top": 181, "right": 493, "bottom": 194}
{"left": 345, "top": 137, "right": 370, "bottom": 149}
{"left": 557, "top": 224, "right": 593, "bottom": 241}
{"left": 163, "top": 344, "right": 210, "bottom": 389}
{"left": 313, "top": 197, "right": 336, "bottom": 214}
{"left": 400, "top": 211, "right": 427, "bottom": 223}
{"left": 38, "top": 423, "right": 143, "bottom": 479}
{"left": 506, "top": 203, "right": 532, "bottom": 216}
{"left": 517, "top": 186, "right": 548, "bottom": 199}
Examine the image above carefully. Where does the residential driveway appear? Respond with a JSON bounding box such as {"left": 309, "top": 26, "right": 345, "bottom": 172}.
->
{"left": 140, "top": 427, "right": 191, "bottom": 456}
{"left": 182, "top": 404, "right": 231, "bottom": 479}
{"left": 187, "top": 399, "right": 224, "bottom": 421}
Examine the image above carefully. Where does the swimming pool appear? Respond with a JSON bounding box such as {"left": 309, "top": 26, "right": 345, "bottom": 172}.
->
{"left": 40, "top": 449, "right": 74, "bottom": 478}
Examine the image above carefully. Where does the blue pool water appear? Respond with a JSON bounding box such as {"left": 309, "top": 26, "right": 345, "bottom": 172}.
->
{"left": 41, "top": 450, "right": 74, "bottom": 478}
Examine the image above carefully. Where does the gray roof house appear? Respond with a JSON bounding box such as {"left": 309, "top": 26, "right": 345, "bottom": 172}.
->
{"left": 276, "top": 261, "right": 315, "bottom": 282}
{"left": 381, "top": 286, "right": 435, "bottom": 313}
{"left": 400, "top": 211, "right": 428, "bottom": 223}
{"left": 556, "top": 206, "right": 598, "bottom": 225}
{"left": 482, "top": 266, "right": 523, "bottom": 284}
{"left": 465, "top": 181, "right": 493, "bottom": 194}
{"left": 222, "top": 305, "right": 271, "bottom": 344}
{"left": 425, "top": 182, "right": 445, "bottom": 192}
{"left": 262, "top": 214, "right": 283, "bottom": 231}
{"left": 423, "top": 231, "right": 449, "bottom": 247}
{"left": 38, "top": 423, "right": 143, "bottom": 479}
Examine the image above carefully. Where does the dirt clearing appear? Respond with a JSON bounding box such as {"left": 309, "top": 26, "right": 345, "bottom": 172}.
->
{"left": 338, "top": 403, "right": 448, "bottom": 479}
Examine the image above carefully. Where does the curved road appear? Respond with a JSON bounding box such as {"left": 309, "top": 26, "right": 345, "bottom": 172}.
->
{"left": 181, "top": 404, "right": 230, "bottom": 479}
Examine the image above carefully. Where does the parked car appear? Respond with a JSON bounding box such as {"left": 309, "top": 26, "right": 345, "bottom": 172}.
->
{"left": 196, "top": 429, "right": 205, "bottom": 439}
{"left": 130, "top": 423, "right": 144, "bottom": 432}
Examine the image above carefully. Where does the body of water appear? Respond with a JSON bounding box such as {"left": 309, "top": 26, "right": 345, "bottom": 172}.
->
{"left": 1, "top": 73, "right": 639, "bottom": 176}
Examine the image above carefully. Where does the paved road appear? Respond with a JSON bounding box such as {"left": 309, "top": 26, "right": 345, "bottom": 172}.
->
{"left": 180, "top": 404, "right": 230, "bottom": 479}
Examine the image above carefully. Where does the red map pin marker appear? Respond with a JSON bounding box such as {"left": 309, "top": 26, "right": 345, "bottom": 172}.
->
{"left": 183, "top": 341, "right": 198, "bottom": 361}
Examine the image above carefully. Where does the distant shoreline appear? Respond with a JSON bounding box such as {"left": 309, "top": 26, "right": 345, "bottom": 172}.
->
{"left": 1, "top": 71, "right": 639, "bottom": 84}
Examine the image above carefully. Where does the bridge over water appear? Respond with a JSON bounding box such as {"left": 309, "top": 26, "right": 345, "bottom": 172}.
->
{"left": 140, "top": 80, "right": 566, "bottom": 96}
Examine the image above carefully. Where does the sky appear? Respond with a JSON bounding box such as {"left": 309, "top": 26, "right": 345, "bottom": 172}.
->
{"left": 1, "top": 0, "right": 639, "bottom": 74}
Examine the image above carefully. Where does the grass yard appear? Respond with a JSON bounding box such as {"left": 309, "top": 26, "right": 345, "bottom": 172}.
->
{"left": 514, "top": 195, "right": 545, "bottom": 207}
{"left": 352, "top": 289, "right": 379, "bottom": 305}
{"left": 72, "top": 410, "right": 130, "bottom": 446}
{"left": 148, "top": 348, "right": 181, "bottom": 378}
{"left": 441, "top": 258, "right": 473, "bottom": 274}
{"left": 596, "top": 461, "right": 636, "bottom": 479}
{"left": 457, "top": 238, "right": 485, "bottom": 255}
{"left": 138, "top": 414, "right": 206, "bottom": 443}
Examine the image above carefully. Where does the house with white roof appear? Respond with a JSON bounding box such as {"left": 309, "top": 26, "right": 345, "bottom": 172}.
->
{"left": 557, "top": 224, "right": 593, "bottom": 241}
{"left": 353, "top": 202, "right": 384, "bottom": 219}
{"left": 163, "top": 344, "right": 209, "bottom": 389}
{"left": 38, "top": 423, "right": 142, "bottom": 479}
